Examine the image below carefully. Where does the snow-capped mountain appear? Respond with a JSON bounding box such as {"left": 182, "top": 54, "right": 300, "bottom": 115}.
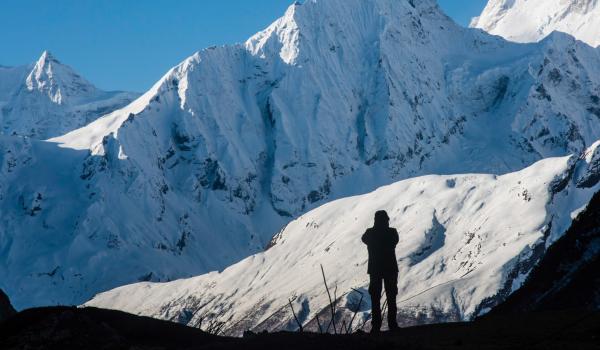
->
{"left": 2, "top": 0, "right": 600, "bottom": 310}
{"left": 471, "top": 0, "right": 600, "bottom": 47}
{"left": 86, "top": 144, "right": 600, "bottom": 335}
{"left": 0, "top": 51, "right": 138, "bottom": 139}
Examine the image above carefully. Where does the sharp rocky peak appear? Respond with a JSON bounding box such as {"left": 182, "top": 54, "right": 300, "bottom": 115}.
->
{"left": 26, "top": 50, "right": 98, "bottom": 105}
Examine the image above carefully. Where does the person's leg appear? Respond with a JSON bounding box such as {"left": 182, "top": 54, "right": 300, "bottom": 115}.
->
{"left": 384, "top": 273, "right": 399, "bottom": 330}
{"left": 368, "top": 274, "right": 383, "bottom": 332}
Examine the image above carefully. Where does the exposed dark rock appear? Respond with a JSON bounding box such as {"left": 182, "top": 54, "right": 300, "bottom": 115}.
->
{"left": 547, "top": 68, "right": 562, "bottom": 85}
{"left": 199, "top": 158, "right": 227, "bottom": 191}
{"left": 549, "top": 155, "right": 577, "bottom": 195}
{"left": 307, "top": 190, "right": 323, "bottom": 204}
{"left": 589, "top": 107, "right": 600, "bottom": 119}
{"left": 577, "top": 147, "right": 600, "bottom": 188}
{"left": 535, "top": 84, "right": 552, "bottom": 101}
{"left": 171, "top": 123, "right": 194, "bottom": 151}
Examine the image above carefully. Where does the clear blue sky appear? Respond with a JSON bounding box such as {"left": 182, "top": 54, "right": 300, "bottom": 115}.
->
{"left": 0, "top": 0, "right": 488, "bottom": 92}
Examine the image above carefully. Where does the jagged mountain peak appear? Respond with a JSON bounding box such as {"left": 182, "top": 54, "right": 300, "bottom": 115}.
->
{"left": 56, "top": 0, "right": 463, "bottom": 152}
{"left": 37, "top": 50, "right": 58, "bottom": 65}
{"left": 472, "top": 0, "right": 600, "bottom": 47}
{"left": 25, "top": 50, "right": 98, "bottom": 105}
{"left": 0, "top": 52, "right": 138, "bottom": 139}
{"left": 246, "top": 0, "right": 449, "bottom": 65}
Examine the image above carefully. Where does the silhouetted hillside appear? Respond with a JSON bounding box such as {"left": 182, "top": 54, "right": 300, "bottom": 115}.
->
{"left": 0, "top": 306, "right": 223, "bottom": 350}
{"left": 1, "top": 306, "right": 598, "bottom": 349}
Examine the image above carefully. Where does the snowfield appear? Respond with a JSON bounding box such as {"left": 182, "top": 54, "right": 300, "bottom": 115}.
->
{"left": 86, "top": 146, "right": 600, "bottom": 335}
{"left": 472, "top": 0, "right": 600, "bottom": 47}
{"left": 2, "top": 0, "right": 600, "bottom": 313}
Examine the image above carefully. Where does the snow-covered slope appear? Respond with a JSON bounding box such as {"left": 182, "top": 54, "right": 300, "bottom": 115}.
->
{"left": 491, "top": 189, "right": 600, "bottom": 314}
{"left": 2, "top": 0, "right": 600, "bottom": 309}
{"left": 471, "top": 0, "right": 600, "bottom": 47}
{"left": 0, "top": 51, "right": 138, "bottom": 139}
{"left": 86, "top": 147, "right": 600, "bottom": 335}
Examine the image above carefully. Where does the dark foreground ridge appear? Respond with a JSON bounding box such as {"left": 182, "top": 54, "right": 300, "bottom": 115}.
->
{"left": 0, "top": 306, "right": 223, "bottom": 349}
{"left": 1, "top": 306, "right": 599, "bottom": 349}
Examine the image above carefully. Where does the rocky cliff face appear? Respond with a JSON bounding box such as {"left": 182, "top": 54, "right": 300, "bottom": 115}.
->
{"left": 2, "top": 0, "right": 600, "bottom": 310}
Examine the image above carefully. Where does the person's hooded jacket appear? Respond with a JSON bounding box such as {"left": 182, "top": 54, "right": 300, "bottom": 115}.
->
{"left": 361, "top": 211, "right": 399, "bottom": 275}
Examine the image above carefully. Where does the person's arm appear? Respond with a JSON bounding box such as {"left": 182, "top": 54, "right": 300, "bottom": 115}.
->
{"left": 361, "top": 229, "right": 371, "bottom": 245}
{"left": 391, "top": 228, "right": 399, "bottom": 246}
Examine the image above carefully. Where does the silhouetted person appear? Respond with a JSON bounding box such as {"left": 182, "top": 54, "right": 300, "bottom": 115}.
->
{"left": 361, "top": 210, "right": 399, "bottom": 333}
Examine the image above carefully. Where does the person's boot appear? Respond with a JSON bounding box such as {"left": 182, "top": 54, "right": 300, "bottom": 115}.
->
{"left": 370, "top": 321, "right": 381, "bottom": 335}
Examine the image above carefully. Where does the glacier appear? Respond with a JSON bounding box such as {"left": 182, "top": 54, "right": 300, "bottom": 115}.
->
{"left": 1, "top": 0, "right": 600, "bottom": 313}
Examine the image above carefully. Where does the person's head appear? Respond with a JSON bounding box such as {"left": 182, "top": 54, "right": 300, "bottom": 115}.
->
{"left": 374, "top": 210, "right": 389, "bottom": 228}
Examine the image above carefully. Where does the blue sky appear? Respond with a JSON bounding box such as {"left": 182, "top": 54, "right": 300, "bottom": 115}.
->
{"left": 0, "top": 0, "right": 488, "bottom": 92}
